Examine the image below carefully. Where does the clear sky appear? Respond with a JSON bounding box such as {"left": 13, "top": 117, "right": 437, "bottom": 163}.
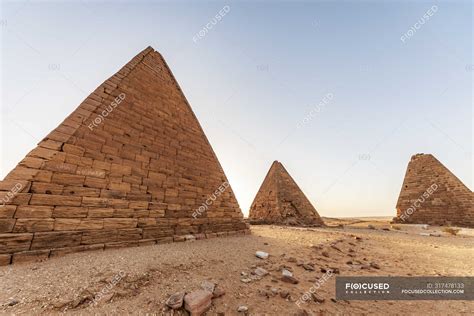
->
{"left": 1, "top": 0, "right": 472, "bottom": 218}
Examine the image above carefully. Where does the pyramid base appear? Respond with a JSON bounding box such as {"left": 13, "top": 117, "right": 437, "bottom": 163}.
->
{"left": 0, "top": 228, "right": 251, "bottom": 266}
{"left": 248, "top": 218, "right": 324, "bottom": 227}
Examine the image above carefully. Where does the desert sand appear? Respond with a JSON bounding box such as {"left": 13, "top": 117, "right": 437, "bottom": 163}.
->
{"left": 0, "top": 218, "right": 473, "bottom": 315}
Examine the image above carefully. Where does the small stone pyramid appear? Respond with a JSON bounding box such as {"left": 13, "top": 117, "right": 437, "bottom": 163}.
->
{"left": 0, "top": 47, "right": 248, "bottom": 265}
{"left": 393, "top": 153, "right": 473, "bottom": 227}
{"left": 249, "top": 161, "right": 324, "bottom": 226}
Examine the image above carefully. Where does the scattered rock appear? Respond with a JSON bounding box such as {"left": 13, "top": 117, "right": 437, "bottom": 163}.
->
{"left": 7, "top": 299, "right": 19, "bottom": 307}
{"left": 254, "top": 267, "right": 269, "bottom": 277}
{"left": 166, "top": 292, "right": 185, "bottom": 310}
{"left": 287, "top": 257, "right": 297, "bottom": 263}
{"left": 322, "top": 251, "right": 330, "bottom": 258}
{"left": 184, "top": 234, "right": 196, "bottom": 242}
{"left": 354, "top": 236, "right": 362, "bottom": 241}
{"left": 256, "top": 251, "right": 269, "bottom": 259}
{"left": 311, "top": 292, "right": 325, "bottom": 303}
{"left": 382, "top": 228, "right": 390, "bottom": 231}
{"left": 370, "top": 262, "right": 381, "bottom": 269}
{"left": 368, "top": 225, "right": 375, "bottom": 230}
{"left": 320, "top": 267, "right": 327, "bottom": 273}
{"left": 294, "top": 309, "right": 310, "bottom": 316}
{"left": 330, "top": 245, "right": 343, "bottom": 253}
{"left": 271, "top": 288, "right": 279, "bottom": 295}
{"left": 331, "top": 298, "right": 337, "bottom": 303}
{"left": 237, "top": 305, "right": 248, "bottom": 312}
{"left": 201, "top": 280, "right": 216, "bottom": 293}
{"left": 280, "top": 290, "right": 290, "bottom": 298}
{"left": 329, "top": 267, "right": 340, "bottom": 274}
{"left": 302, "top": 264, "right": 315, "bottom": 271}
{"left": 281, "top": 269, "right": 299, "bottom": 284}
{"left": 212, "top": 287, "right": 226, "bottom": 298}
{"left": 184, "top": 290, "right": 212, "bottom": 316}
{"left": 241, "top": 278, "right": 252, "bottom": 283}
{"left": 264, "top": 242, "right": 269, "bottom": 245}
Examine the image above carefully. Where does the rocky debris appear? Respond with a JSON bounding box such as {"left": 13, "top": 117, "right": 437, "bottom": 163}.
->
{"left": 322, "top": 251, "right": 330, "bottom": 258}
{"left": 368, "top": 225, "right": 375, "bottom": 230}
{"left": 331, "top": 298, "right": 337, "bottom": 303}
{"left": 330, "top": 244, "right": 343, "bottom": 253}
{"left": 382, "top": 228, "right": 390, "bottom": 231}
{"left": 255, "top": 251, "right": 269, "bottom": 259}
{"left": 311, "top": 292, "right": 325, "bottom": 303}
{"left": 212, "top": 287, "right": 226, "bottom": 299}
{"left": 281, "top": 269, "right": 299, "bottom": 284}
{"left": 7, "top": 299, "right": 19, "bottom": 307}
{"left": 370, "top": 262, "right": 381, "bottom": 269}
{"left": 237, "top": 305, "right": 248, "bottom": 312}
{"left": 280, "top": 290, "right": 290, "bottom": 298}
{"left": 329, "top": 267, "right": 340, "bottom": 274}
{"left": 354, "top": 236, "right": 362, "bottom": 241}
{"left": 271, "top": 288, "right": 279, "bottom": 295}
{"left": 254, "top": 267, "right": 269, "bottom": 277}
{"left": 302, "top": 264, "right": 315, "bottom": 271}
{"left": 166, "top": 292, "right": 185, "bottom": 310}
{"left": 287, "top": 257, "right": 297, "bottom": 263}
{"left": 294, "top": 309, "right": 310, "bottom": 316}
{"left": 184, "top": 290, "right": 212, "bottom": 316}
{"left": 200, "top": 280, "right": 215, "bottom": 293}
{"left": 184, "top": 235, "right": 196, "bottom": 242}
{"left": 241, "top": 278, "right": 252, "bottom": 283}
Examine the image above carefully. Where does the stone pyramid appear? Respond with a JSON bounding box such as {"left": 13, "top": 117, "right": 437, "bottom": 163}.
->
{"left": 249, "top": 161, "right": 324, "bottom": 226}
{"left": 393, "top": 153, "right": 473, "bottom": 227}
{"left": 0, "top": 47, "right": 248, "bottom": 265}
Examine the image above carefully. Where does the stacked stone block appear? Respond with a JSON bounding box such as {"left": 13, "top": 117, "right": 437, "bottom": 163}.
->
{"left": 0, "top": 47, "right": 248, "bottom": 265}
{"left": 393, "top": 154, "right": 473, "bottom": 227}
{"left": 249, "top": 161, "right": 324, "bottom": 226}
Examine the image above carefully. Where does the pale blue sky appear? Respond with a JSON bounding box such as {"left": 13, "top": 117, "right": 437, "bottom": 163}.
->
{"left": 1, "top": 0, "right": 472, "bottom": 217}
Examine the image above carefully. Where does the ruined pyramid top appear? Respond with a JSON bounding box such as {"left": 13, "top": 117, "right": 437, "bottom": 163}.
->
{"left": 248, "top": 160, "right": 324, "bottom": 226}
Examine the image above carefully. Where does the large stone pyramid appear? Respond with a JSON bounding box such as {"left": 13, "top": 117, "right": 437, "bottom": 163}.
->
{"left": 393, "top": 153, "right": 473, "bottom": 227}
{"left": 0, "top": 47, "right": 248, "bottom": 265}
{"left": 249, "top": 161, "right": 324, "bottom": 226}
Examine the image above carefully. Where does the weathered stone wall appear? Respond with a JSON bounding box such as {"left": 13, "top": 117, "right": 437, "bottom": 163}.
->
{"left": 393, "top": 154, "right": 473, "bottom": 227}
{"left": 249, "top": 161, "right": 324, "bottom": 226}
{"left": 0, "top": 47, "right": 248, "bottom": 265}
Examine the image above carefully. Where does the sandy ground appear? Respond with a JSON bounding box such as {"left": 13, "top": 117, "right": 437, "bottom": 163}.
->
{"left": 0, "top": 221, "right": 473, "bottom": 315}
